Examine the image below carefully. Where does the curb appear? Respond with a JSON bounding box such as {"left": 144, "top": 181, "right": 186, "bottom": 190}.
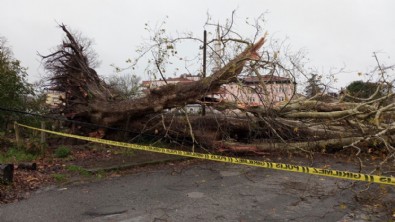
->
{"left": 85, "top": 156, "right": 191, "bottom": 173}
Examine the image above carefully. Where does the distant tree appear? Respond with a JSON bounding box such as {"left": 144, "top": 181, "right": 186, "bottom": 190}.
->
{"left": 0, "top": 37, "right": 33, "bottom": 129}
{"left": 305, "top": 74, "right": 323, "bottom": 97}
{"left": 346, "top": 80, "right": 382, "bottom": 99}
{"left": 107, "top": 74, "right": 141, "bottom": 99}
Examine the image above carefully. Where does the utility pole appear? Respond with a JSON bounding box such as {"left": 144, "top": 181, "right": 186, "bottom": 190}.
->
{"left": 202, "top": 30, "right": 207, "bottom": 116}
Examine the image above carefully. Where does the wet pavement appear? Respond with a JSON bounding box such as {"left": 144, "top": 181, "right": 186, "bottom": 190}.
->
{"left": 0, "top": 160, "right": 394, "bottom": 221}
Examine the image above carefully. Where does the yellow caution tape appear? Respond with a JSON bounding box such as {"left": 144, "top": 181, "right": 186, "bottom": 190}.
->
{"left": 17, "top": 123, "right": 395, "bottom": 186}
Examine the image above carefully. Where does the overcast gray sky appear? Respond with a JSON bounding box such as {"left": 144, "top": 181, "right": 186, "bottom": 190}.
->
{"left": 1, "top": 0, "right": 394, "bottom": 89}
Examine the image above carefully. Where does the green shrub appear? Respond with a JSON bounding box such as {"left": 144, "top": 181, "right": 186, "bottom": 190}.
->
{"left": 0, "top": 147, "right": 37, "bottom": 163}
{"left": 346, "top": 81, "right": 383, "bottom": 99}
{"left": 54, "top": 146, "right": 71, "bottom": 158}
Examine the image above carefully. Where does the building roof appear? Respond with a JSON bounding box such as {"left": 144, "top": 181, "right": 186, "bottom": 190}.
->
{"left": 240, "top": 75, "right": 292, "bottom": 84}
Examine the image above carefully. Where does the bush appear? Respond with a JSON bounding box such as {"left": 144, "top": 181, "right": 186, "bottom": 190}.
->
{"left": 0, "top": 147, "right": 37, "bottom": 163}
{"left": 346, "top": 81, "right": 382, "bottom": 99}
{"left": 54, "top": 146, "right": 71, "bottom": 158}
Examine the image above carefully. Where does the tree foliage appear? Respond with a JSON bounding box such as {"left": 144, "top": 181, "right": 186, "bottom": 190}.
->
{"left": 304, "top": 74, "right": 323, "bottom": 97}
{"left": 346, "top": 80, "right": 382, "bottom": 99}
{"left": 106, "top": 74, "right": 141, "bottom": 99}
{"left": 0, "top": 37, "right": 33, "bottom": 128}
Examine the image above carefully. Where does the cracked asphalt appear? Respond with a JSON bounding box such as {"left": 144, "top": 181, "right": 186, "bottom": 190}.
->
{"left": 0, "top": 160, "right": 394, "bottom": 221}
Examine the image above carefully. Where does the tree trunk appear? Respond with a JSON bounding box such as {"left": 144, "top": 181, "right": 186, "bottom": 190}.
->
{"left": 42, "top": 25, "right": 266, "bottom": 128}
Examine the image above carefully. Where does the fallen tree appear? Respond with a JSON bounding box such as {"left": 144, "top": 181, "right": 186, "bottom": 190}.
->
{"left": 41, "top": 24, "right": 395, "bottom": 167}
{"left": 42, "top": 25, "right": 264, "bottom": 126}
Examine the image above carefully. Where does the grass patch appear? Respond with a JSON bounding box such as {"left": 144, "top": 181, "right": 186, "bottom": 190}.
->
{"left": 0, "top": 147, "right": 37, "bottom": 163}
{"left": 95, "top": 170, "right": 107, "bottom": 179}
{"left": 54, "top": 146, "right": 72, "bottom": 158}
{"left": 66, "top": 165, "right": 91, "bottom": 176}
{"left": 52, "top": 173, "right": 67, "bottom": 183}
{"left": 113, "top": 148, "right": 135, "bottom": 156}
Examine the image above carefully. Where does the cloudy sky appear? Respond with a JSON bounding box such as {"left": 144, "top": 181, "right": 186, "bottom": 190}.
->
{"left": 1, "top": 0, "right": 394, "bottom": 89}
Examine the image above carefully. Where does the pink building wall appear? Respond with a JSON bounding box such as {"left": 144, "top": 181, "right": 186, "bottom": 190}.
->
{"left": 142, "top": 74, "right": 295, "bottom": 107}
{"left": 220, "top": 82, "right": 294, "bottom": 106}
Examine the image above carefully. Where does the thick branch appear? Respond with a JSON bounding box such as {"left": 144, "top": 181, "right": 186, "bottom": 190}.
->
{"left": 90, "top": 37, "right": 266, "bottom": 125}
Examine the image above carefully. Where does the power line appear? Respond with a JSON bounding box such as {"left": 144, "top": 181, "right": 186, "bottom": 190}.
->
{"left": 0, "top": 106, "right": 195, "bottom": 145}
{"left": 0, "top": 106, "right": 140, "bottom": 134}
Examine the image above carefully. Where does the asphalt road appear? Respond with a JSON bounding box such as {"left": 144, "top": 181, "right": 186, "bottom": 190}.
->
{"left": 0, "top": 160, "right": 394, "bottom": 221}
